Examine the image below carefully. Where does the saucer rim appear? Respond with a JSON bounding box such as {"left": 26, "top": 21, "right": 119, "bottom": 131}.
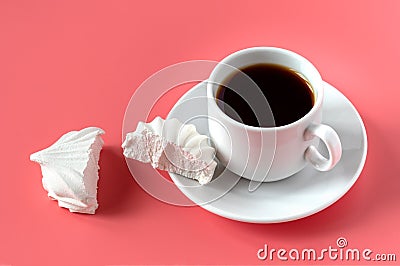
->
{"left": 167, "top": 80, "right": 368, "bottom": 223}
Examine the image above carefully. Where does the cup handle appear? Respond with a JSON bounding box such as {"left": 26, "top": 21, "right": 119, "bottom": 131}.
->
{"left": 304, "top": 124, "right": 342, "bottom": 171}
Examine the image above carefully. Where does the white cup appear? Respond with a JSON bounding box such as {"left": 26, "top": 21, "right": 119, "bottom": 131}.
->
{"left": 207, "top": 47, "right": 342, "bottom": 182}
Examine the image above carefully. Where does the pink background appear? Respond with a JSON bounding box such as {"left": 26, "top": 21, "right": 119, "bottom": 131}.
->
{"left": 1, "top": 0, "right": 399, "bottom": 265}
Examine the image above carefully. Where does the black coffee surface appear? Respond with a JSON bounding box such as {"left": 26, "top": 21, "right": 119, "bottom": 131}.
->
{"left": 216, "top": 64, "right": 314, "bottom": 127}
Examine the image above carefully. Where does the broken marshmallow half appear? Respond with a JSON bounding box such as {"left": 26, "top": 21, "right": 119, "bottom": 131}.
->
{"left": 122, "top": 117, "right": 217, "bottom": 184}
{"left": 30, "top": 127, "right": 104, "bottom": 214}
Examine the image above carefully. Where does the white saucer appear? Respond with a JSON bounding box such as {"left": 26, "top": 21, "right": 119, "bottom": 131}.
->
{"left": 167, "top": 81, "right": 367, "bottom": 223}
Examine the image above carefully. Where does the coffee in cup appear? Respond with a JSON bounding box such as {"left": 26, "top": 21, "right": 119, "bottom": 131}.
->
{"left": 207, "top": 47, "right": 342, "bottom": 182}
{"left": 216, "top": 63, "right": 314, "bottom": 128}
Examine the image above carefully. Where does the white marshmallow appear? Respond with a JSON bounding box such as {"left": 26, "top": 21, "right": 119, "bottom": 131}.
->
{"left": 122, "top": 117, "right": 217, "bottom": 184}
{"left": 30, "top": 127, "right": 104, "bottom": 214}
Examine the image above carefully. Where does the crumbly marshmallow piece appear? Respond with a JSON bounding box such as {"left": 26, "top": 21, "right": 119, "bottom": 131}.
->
{"left": 30, "top": 127, "right": 104, "bottom": 214}
{"left": 122, "top": 117, "right": 217, "bottom": 184}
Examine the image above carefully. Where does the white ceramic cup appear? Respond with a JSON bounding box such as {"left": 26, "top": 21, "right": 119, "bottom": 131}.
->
{"left": 207, "top": 47, "right": 342, "bottom": 182}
